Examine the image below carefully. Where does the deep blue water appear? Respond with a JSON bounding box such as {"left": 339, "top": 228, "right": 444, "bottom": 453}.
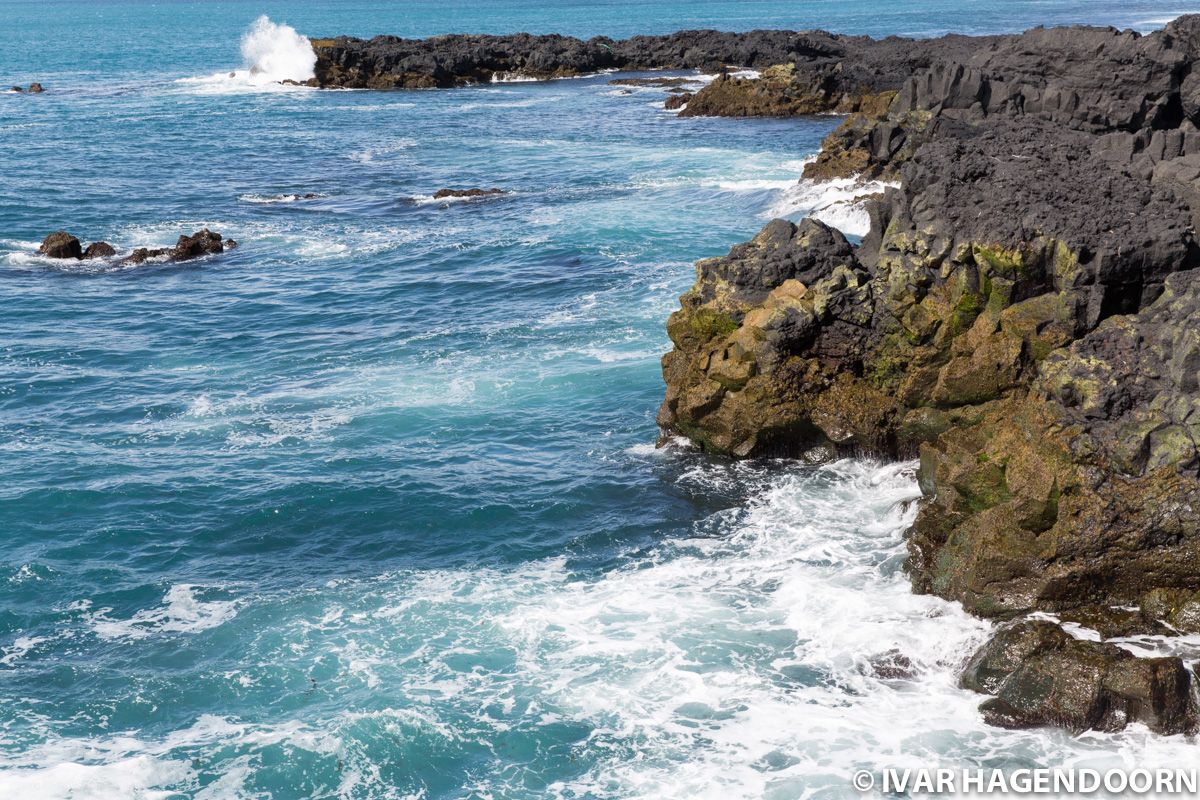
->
{"left": 2, "top": 3, "right": 1198, "bottom": 798}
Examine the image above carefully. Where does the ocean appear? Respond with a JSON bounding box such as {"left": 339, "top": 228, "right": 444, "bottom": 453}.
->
{"left": 1, "top": 2, "right": 1197, "bottom": 798}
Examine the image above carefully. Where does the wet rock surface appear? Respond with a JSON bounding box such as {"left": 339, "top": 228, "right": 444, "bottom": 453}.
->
{"left": 37, "top": 230, "right": 235, "bottom": 266}
{"left": 960, "top": 621, "right": 1198, "bottom": 734}
{"left": 663, "top": 92, "right": 692, "bottom": 110}
{"left": 653, "top": 16, "right": 1200, "bottom": 733}
{"left": 82, "top": 241, "right": 116, "bottom": 260}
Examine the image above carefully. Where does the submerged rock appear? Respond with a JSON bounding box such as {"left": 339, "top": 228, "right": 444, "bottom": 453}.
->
{"left": 38, "top": 231, "right": 82, "bottom": 259}
{"left": 961, "top": 621, "right": 1198, "bottom": 735}
{"left": 867, "top": 649, "right": 917, "bottom": 680}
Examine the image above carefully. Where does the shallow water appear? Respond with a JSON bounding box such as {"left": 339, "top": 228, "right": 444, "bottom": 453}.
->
{"left": 3, "top": 2, "right": 1200, "bottom": 798}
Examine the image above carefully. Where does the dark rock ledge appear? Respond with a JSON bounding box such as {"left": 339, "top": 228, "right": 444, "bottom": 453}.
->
{"left": 653, "top": 15, "right": 1200, "bottom": 735}
{"left": 307, "top": 29, "right": 993, "bottom": 89}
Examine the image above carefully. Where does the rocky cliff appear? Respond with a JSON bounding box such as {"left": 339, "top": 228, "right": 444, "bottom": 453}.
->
{"left": 658, "top": 17, "right": 1200, "bottom": 734}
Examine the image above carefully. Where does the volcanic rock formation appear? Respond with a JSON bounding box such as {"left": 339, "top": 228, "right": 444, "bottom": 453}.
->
{"left": 308, "top": 29, "right": 993, "bottom": 89}
{"left": 655, "top": 16, "right": 1200, "bottom": 733}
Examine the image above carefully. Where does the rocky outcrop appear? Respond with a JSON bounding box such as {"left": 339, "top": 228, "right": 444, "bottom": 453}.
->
{"left": 658, "top": 16, "right": 1200, "bottom": 733}
{"left": 909, "top": 271, "right": 1200, "bottom": 623}
{"left": 678, "top": 66, "right": 896, "bottom": 118}
{"left": 36, "top": 230, "right": 235, "bottom": 266}
{"left": 961, "top": 621, "right": 1198, "bottom": 734}
{"left": 309, "top": 29, "right": 993, "bottom": 89}
{"left": 39, "top": 231, "right": 83, "bottom": 259}
{"left": 170, "top": 229, "right": 230, "bottom": 261}
{"left": 804, "top": 18, "right": 1200, "bottom": 181}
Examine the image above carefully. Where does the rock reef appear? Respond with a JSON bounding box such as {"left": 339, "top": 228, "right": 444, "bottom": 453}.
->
{"left": 656, "top": 16, "right": 1200, "bottom": 733}
{"left": 38, "top": 229, "right": 237, "bottom": 266}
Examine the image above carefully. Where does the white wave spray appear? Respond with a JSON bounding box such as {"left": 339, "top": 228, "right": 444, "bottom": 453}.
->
{"left": 764, "top": 158, "right": 898, "bottom": 238}
{"left": 239, "top": 15, "right": 316, "bottom": 84}
{"left": 177, "top": 16, "right": 316, "bottom": 93}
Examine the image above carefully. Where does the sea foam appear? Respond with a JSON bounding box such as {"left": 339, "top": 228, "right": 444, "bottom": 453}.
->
{"left": 7, "top": 460, "right": 1199, "bottom": 796}
{"left": 766, "top": 166, "right": 899, "bottom": 237}
{"left": 88, "top": 584, "right": 240, "bottom": 640}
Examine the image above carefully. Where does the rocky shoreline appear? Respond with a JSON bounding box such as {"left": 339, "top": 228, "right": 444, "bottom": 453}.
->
{"left": 654, "top": 16, "right": 1200, "bottom": 734}
{"left": 306, "top": 29, "right": 991, "bottom": 89}
{"left": 204, "top": 18, "right": 1200, "bottom": 735}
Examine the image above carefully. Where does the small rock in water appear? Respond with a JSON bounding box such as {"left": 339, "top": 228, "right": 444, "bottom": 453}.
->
{"left": 39, "top": 231, "right": 82, "bottom": 259}
{"left": 432, "top": 187, "right": 506, "bottom": 199}
{"left": 27, "top": 83, "right": 43, "bottom": 93}
{"left": 122, "top": 247, "right": 170, "bottom": 266}
{"left": 664, "top": 92, "right": 692, "bottom": 110}
{"left": 867, "top": 649, "right": 917, "bottom": 679}
{"left": 171, "top": 229, "right": 226, "bottom": 261}
{"left": 9, "top": 86, "right": 23, "bottom": 93}
{"left": 82, "top": 241, "right": 116, "bottom": 259}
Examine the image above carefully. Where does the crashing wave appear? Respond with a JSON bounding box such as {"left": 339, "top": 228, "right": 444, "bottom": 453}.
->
{"left": 176, "top": 16, "right": 316, "bottom": 93}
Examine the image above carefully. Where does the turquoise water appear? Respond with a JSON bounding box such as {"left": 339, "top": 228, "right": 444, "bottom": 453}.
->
{"left": 2, "top": 3, "right": 1197, "bottom": 798}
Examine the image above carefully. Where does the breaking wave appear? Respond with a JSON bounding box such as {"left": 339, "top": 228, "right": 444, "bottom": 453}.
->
{"left": 765, "top": 164, "right": 898, "bottom": 237}
{"left": 176, "top": 16, "right": 316, "bottom": 93}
